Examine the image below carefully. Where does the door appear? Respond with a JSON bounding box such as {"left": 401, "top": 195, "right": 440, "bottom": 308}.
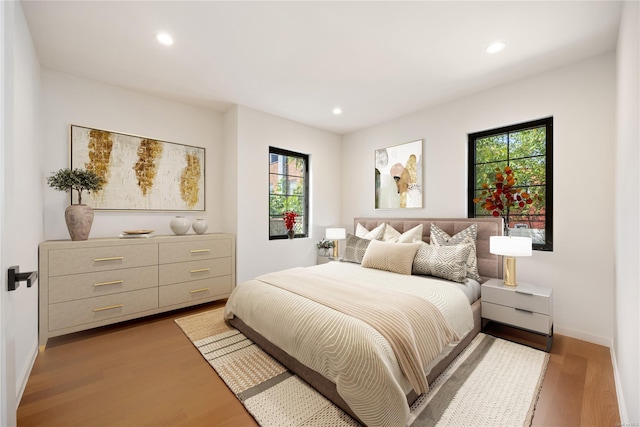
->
{"left": 0, "top": 2, "right": 18, "bottom": 425}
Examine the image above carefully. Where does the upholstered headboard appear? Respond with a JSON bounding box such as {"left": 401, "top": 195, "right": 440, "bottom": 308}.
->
{"left": 353, "top": 217, "right": 503, "bottom": 281}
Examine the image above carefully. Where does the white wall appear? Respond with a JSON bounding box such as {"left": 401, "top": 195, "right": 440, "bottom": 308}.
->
{"left": 342, "top": 53, "right": 616, "bottom": 346}
{"left": 41, "top": 70, "right": 224, "bottom": 240}
{"left": 614, "top": 1, "right": 639, "bottom": 423}
{"left": 234, "top": 106, "right": 342, "bottom": 283}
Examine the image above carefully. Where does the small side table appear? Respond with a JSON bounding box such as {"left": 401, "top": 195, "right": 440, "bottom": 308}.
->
{"left": 317, "top": 255, "right": 331, "bottom": 265}
{"left": 481, "top": 278, "right": 554, "bottom": 352}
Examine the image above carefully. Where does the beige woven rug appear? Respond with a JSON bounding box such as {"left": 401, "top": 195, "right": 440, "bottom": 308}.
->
{"left": 176, "top": 307, "right": 549, "bottom": 426}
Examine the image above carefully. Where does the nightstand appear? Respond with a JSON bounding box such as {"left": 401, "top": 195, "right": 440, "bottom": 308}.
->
{"left": 481, "top": 278, "right": 553, "bottom": 352}
{"left": 317, "top": 255, "right": 331, "bottom": 265}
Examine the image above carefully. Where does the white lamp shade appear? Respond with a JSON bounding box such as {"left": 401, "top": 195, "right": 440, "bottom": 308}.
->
{"left": 325, "top": 228, "right": 346, "bottom": 240}
{"left": 490, "top": 236, "right": 532, "bottom": 257}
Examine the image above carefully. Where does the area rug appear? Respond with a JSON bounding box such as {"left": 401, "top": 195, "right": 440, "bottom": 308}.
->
{"left": 175, "top": 308, "right": 549, "bottom": 426}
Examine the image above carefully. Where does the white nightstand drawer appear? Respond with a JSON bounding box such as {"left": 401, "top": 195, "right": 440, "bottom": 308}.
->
{"left": 482, "top": 286, "right": 551, "bottom": 315}
{"left": 482, "top": 301, "right": 552, "bottom": 335}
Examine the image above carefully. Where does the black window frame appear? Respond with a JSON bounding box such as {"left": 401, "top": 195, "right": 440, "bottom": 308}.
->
{"left": 467, "top": 117, "right": 553, "bottom": 251}
{"left": 268, "top": 146, "right": 309, "bottom": 240}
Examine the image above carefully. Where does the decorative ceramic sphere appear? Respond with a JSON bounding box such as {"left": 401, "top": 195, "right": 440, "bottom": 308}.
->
{"left": 170, "top": 216, "right": 190, "bottom": 235}
{"left": 192, "top": 218, "right": 208, "bottom": 235}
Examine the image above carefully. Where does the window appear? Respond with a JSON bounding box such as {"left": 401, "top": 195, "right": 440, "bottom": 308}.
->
{"left": 468, "top": 117, "right": 553, "bottom": 251}
{"left": 269, "top": 147, "right": 309, "bottom": 239}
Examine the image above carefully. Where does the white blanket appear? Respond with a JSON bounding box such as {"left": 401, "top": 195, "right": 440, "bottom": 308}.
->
{"left": 224, "top": 262, "right": 474, "bottom": 427}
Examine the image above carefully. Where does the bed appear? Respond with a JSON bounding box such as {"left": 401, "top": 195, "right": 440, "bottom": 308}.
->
{"left": 224, "top": 217, "right": 503, "bottom": 427}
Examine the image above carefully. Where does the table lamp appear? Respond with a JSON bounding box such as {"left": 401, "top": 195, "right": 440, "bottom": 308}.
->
{"left": 325, "top": 228, "right": 346, "bottom": 259}
{"left": 489, "top": 236, "right": 532, "bottom": 286}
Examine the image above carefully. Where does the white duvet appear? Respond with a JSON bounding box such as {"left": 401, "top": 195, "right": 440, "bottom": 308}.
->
{"left": 224, "top": 261, "right": 474, "bottom": 427}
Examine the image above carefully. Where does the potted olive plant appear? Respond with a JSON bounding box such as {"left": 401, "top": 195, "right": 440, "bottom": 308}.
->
{"left": 47, "top": 168, "right": 105, "bottom": 241}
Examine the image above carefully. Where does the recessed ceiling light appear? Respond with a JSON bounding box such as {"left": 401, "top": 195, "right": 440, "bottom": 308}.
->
{"left": 156, "top": 32, "right": 174, "bottom": 46}
{"left": 332, "top": 107, "right": 342, "bottom": 115}
{"left": 486, "top": 42, "right": 506, "bottom": 54}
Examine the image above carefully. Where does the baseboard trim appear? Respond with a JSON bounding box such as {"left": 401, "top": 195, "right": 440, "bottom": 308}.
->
{"left": 15, "top": 338, "right": 38, "bottom": 408}
{"left": 554, "top": 325, "right": 612, "bottom": 348}
{"left": 610, "top": 346, "right": 628, "bottom": 424}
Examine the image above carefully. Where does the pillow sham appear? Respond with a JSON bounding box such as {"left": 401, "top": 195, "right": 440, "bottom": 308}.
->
{"left": 343, "top": 234, "right": 372, "bottom": 264}
{"left": 383, "top": 224, "right": 424, "bottom": 243}
{"left": 355, "top": 223, "right": 386, "bottom": 240}
{"left": 361, "top": 239, "right": 421, "bottom": 275}
{"left": 412, "top": 242, "right": 472, "bottom": 283}
{"left": 430, "top": 223, "right": 481, "bottom": 282}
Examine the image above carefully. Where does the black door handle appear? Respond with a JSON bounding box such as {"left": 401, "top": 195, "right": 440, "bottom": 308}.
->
{"left": 7, "top": 266, "right": 37, "bottom": 291}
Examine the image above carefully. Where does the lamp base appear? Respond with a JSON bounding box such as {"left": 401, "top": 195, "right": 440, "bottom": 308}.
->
{"left": 332, "top": 241, "right": 339, "bottom": 259}
{"left": 503, "top": 257, "right": 517, "bottom": 286}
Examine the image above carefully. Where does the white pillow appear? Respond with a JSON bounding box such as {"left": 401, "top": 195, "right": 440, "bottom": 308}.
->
{"left": 383, "top": 224, "right": 424, "bottom": 243}
{"left": 355, "top": 223, "right": 386, "bottom": 240}
{"left": 361, "top": 239, "right": 421, "bottom": 275}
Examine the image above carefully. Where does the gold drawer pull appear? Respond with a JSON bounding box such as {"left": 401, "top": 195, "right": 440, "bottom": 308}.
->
{"left": 93, "top": 304, "right": 124, "bottom": 312}
{"left": 190, "top": 249, "right": 210, "bottom": 253}
{"left": 94, "top": 280, "right": 124, "bottom": 287}
{"left": 190, "top": 268, "right": 210, "bottom": 273}
{"left": 190, "top": 288, "right": 210, "bottom": 294}
{"left": 94, "top": 256, "right": 124, "bottom": 262}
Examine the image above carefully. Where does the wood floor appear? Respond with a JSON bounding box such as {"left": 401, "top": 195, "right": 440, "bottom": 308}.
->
{"left": 18, "top": 302, "right": 620, "bottom": 427}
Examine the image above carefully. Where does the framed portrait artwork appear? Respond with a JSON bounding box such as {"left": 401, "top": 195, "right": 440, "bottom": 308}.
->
{"left": 70, "top": 125, "right": 205, "bottom": 211}
{"left": 375, "top": 139, "right": 423, "bottom": 209}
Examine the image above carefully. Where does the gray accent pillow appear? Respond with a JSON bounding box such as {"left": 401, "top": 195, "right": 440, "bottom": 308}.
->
{"left": 430, "top": 223, "right": 481, "bottom": 282}
{"left": 412, "top": 242, "right": 472, "bottom": 283}
{"left": 343, "top": 234, "right": 371, "bottom": 264}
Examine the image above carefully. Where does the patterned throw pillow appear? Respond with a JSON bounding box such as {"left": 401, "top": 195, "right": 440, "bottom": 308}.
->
{"left": 383, "top": 224, "right": 424, "bottom": 243}
{"left": 430, "top": 224, "right": 481, "bottom": 282}
{"left": 412, "top": 242, "right": 472, "bottom": 283}
{"left": 343, "top": 234, "right": 372, "bottom": 264}
{"left": 355, "top": 223, "right": 386, "bottom": 240}
{"left": 361, "top": 239, "right": 422, "bottom": 275}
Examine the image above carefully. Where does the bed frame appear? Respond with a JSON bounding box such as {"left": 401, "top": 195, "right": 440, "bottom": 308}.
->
{"left": 229, "top": 217, "right": 503, "bottom": 423}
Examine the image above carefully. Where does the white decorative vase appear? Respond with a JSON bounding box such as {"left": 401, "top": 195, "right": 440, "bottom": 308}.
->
{"left": 192, "top": 218, "right": 208, "bottom": 235}
{"left": 65, "top": 204, "right": 94, "bottom": 241}
{"left": 170, "top": 216, "right": 190, "bottom": 235}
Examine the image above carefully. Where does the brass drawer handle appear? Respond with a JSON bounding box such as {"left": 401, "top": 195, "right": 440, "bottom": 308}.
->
{"left": 94, "top": 256, "right": 124, "bottom": 262}
{"left": 94, "top": 280, "right": 124, "bottom": 287}
{"left": 190, "top": 268, "right": 210, "bottom": 273}
{"left": 190, "top": 249, "right": 210, "bottom": 253}
{"left": 93, "top": 304, "right": 124, "bottom": 312}
{"left": 190, "top": 288, "right": 210, "bottom": 294}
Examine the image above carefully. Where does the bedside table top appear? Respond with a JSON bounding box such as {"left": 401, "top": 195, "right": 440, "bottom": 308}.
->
{"left": 482, "top": 277, "right": 552, "bottom": 298}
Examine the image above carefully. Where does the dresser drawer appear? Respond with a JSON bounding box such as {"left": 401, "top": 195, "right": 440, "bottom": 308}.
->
{"left": 159, "top": 238, "right": 232, "bottom": 264}
{"left": 48, "top": 266, "right": 158, "bottom": 304}
{"left": 159, "top": 276, "right": 232, "bottom": 307}
{"left": 48, "top": 244, "right": 158, "bottom": 276}
{"left": 158, "top": 258, "right": 232, "bottom": 286}
{"left": 482, "top": 301, "right": 552, "bottom": 334}
{"left": 482, "top": 286, "right": 550, "bottom": 315}
{"left": 48, "top": 288, "right": 159, "bottom": 331}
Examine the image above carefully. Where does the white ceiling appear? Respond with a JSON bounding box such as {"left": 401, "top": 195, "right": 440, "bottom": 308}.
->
{"left": 21, "top": 1, "right": 622, "bottom": 135}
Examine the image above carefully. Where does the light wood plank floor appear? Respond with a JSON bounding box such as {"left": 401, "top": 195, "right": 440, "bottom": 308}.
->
{"left": 18, "top": 302, "right": 620, "bottom": 426}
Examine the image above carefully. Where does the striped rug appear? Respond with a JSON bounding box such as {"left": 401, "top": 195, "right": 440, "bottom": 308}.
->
{"left": 175, "top": 307, "right": 549, "bottom": 426}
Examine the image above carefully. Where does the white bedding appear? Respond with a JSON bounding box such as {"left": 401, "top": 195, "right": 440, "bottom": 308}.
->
{"left": 224, "top": 261, "right": 474, "bottom": 427}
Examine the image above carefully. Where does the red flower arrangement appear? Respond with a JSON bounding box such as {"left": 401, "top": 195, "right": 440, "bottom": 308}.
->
{"left": 473, "top": 165, "right": 533, "bottom": 217}
{"left": 283, "top": 211, "right": 298, "bottom": 231}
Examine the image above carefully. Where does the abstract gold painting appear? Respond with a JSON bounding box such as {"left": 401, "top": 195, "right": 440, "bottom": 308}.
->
{"left": 70, "top": 125, "right": 205, "bottom": 211}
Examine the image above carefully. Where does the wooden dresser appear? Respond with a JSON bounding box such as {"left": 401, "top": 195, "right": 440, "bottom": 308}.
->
{"left": 38, "top": 233, "right": 235, "bottom": 349}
